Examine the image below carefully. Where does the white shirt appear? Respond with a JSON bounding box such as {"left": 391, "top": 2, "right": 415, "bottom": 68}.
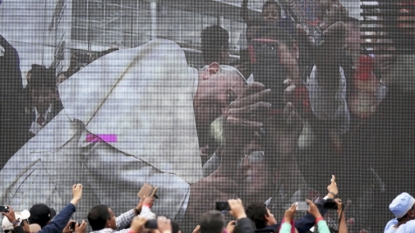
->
{"left": 29, "top": 104, "right": 52, "bottom": 135}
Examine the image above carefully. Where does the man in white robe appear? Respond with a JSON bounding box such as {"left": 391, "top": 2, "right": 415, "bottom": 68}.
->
{"left": 0, "top": 39, "right": 204, "bottom": 221}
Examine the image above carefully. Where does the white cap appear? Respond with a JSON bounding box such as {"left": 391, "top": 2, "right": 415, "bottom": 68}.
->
{"left": 2, "top": 210, "right": 30, "bottom": 230}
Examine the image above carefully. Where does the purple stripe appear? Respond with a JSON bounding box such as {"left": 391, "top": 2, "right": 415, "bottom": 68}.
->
{"left": 86, "top": 134, "right": 117, "bottom": 143}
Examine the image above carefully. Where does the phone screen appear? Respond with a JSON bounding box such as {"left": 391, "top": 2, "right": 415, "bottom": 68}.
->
{"left": 296, "top": 202, "right": 309, "bottom": 211}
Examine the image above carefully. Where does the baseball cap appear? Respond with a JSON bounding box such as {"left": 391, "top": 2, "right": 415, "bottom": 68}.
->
{"left": 2, "top": 210, "right": 30, "bottom": 231}
{"left": 29, "top": 204, "right": 56, "bottom": 227}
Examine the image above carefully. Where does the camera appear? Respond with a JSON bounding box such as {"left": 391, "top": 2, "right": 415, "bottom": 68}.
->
{"left": 0, "top": 205, "right": 9, "bottom": 213}
{"left": 215, "top": 202, "right": 230, "bottom": 212}
{"left": 145, "top": 219, "right": 158, "bottom": 229}
{"left": 70, "top": 222, "right": 80, "bottom": 230}
{"left": 323, "top": 198, "right": 338, "bottom": 209}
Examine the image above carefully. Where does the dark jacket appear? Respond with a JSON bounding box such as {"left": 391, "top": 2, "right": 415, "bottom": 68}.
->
{"left": 236, "top": 218, "right": 256, "bottom": 233}
{"left": 38, "top": 203, "right": 76, "bottom": 233}
{"left": 0, "top": 35, "right": 25, "bottom": 168}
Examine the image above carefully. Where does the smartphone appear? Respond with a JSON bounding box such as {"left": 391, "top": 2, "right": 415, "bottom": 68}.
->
{"left": 0, "top": 205, "right": 9, "bottom": 213}
{"left": 216, "top": 202, "right": 230, "bottom": 212}
{"left": 70, "top": 222, "right": 79, "bottom": 230}
{"left": 145, "top": 219, "right": 158, "bottom": 229}
{"left": 296, "top": 202, "right": 309, "bottom": 211}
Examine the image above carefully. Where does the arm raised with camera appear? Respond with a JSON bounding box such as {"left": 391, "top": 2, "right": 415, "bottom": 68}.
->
{"left": 228, "top": 199, "right": 255, "bottom": 233}
{"left": 36, "top": 184, "right": 83, "bottom": 233}
{"left": 116, "top": 196, "right": 155, "bottom": 230}
{"left": 1, "top": 206, "right": 27, "bottom": 233}
{"left": 335, "top": 199, "right": 347, "bottom": 233}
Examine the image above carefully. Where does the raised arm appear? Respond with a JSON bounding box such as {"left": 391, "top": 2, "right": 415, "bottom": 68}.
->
{"left": 335, "top": 199, "right": 348, "bottom": 233}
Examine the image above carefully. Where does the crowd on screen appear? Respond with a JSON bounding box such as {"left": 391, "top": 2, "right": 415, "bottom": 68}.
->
{"left": 0, "top": 0, "right": 414, "bottom": 233}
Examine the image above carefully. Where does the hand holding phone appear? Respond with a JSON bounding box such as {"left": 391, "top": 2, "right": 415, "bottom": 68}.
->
{"left": 296, "top": 202, "right": 309, "bottom": 211}
{"left": 70, "top": 221, "right": 80, "bottom": 230}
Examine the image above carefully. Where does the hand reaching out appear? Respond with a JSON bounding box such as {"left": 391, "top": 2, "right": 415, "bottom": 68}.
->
{"left": 306, "top": 199, "right": 322, "bottom": 219}
{"left": 130, "top": 216, "right": 148, "bottom": 233}
{"left": 137, "top": 196, "right": 155, "bottom": 211}
{"left": 63, "top": 220, "right": 76, "bottom": 233}
{"left": 228, "top": 198, "right": 247, "bottom": 220}
{"left": 226, "top": 221, "right": 236, "bottom": 233}
{"left": 75, "top": 220, "right": 87, "bottom": 233}
{"left": 192, "top": 225, "right": 201, "bottom": 233}
{"left": 157, "top": 216, "right": 172, "bottom": 233}
{"left": 283, "top": 203, "right": 297, "bottom": 222}
{"left": 327, "top": 175, "right": 338, "bottom": 198}
{"left": 71, "top": 184, "right": 83, "bottom": 206}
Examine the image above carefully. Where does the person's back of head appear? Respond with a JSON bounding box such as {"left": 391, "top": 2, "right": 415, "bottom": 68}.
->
{"left": 171, "top": 220, "right": 181, "bottom": 233}
{"left": 29, "top": 204, "right": 56, "bottom": 228}
{"left": 201, "top": 25, "right": 230, "bottom": 65}
{"left": 245, "top": 203, "right": 268, "bottom": 230}
{"left": 199, "top": 210, "right": 226, "bottom": 233}
{"left": 88, "top": 205, "right": 111, "bottom": 231}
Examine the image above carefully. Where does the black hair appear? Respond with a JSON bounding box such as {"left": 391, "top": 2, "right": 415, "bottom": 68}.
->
{"left": 27, "top": 66, "right": 56, "bottom": 91}
{"left": 245, "top": 203, "right": 268, "bottom": 230}
{"left": 171, "top": 220, "right": 180, "bottom": 233}
{"left": 262, "top": 0, "right": 281, "bottom": 15}
{"left": 201, "top": 25, "right": 229, "bottom": 65}
{"left": 87, "top": 205, "right": 111, "bottom": 231}
{"left": 199, "top": 210, "right": 226, "bottom": 233}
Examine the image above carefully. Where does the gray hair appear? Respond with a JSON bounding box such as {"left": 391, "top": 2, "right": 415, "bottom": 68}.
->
{"left": 200, "top": 64, "right": 247, "bottom": 83}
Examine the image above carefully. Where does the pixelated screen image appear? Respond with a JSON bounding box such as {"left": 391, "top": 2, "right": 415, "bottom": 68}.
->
{"left": 0, "top": 0, "right": 414, "bottom": 233}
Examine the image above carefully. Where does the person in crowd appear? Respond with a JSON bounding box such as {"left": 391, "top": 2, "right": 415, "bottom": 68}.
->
{"left": 23, "top": 65, "right": 63, "bottom": 139}
{"left": 193, "top": 198, "right": 255, "bottom": 233}
{"left": 238, "top": 1, "right": 349, "bottom": 191}
{"left": 241, "top": 0, "right": 285, "bottom": 26}
{"left": 0, "top": 25, "right": 27, "bottom": 169}
{"left": 28, "top": 204, "right": 56, "bottom": 230}
{"left": 245, "top": 175, "right": 338, "bottom": 233}
{"left": 239, "top": 0, "right": 295, "bottom": 58}
{"left": 25, "top": 184, "right": 86, "bottom": 233}
{"left": 384, "top": 192, "right": 415, "bottom": 233}
{"left": 281, "top": 197, "right": 346, "bottom": 233}
{"left": 281, "top": 200, "right": 327, "bottom": 233}
{"left": 201, "top": 25, "right": 230, "bottom": 66}
{"left": 87, "top": 196, "right": 154, "bottom": 233}
{"left": 344, "top": 1, "right": 415, "bottom": 231}
{"left": 1, "top": 208, "right": 30, "bottom": 233}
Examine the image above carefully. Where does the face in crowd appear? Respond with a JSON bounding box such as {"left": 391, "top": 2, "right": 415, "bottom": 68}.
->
{"left": 193, "top": 63, "right": 246, "bottom": 147}
{"left": 31, "top": 86, "right": 55, "bottom": 114}
{"left": 374, "top": 0, "right": 415, "bottom": 92}
{"left": 262, "top": 2, "right": 281, "bottom": 24}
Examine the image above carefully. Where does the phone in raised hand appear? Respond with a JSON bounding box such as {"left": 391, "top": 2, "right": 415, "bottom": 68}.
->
{"left": 296, "top": 202, "right": 309, "bottom": 211}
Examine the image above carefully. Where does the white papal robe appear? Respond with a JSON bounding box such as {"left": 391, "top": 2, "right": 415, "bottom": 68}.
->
{"left": 0, "top": 39, "right": 202, "bottom": 221}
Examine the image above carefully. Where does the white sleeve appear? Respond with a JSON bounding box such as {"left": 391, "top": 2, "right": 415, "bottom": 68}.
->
{"left": 307, "top": 66, "right": 350, "bottom": 134}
